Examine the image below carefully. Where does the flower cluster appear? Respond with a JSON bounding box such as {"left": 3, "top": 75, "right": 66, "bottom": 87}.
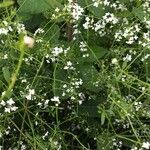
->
{"left": 50, "top": 46, "right": 70, "bottom": 62}
{"left": 25, "top": 89, "right": 35, "bottom": 100}
{"left": 1, "top": 0, "right": 150, "bottom": 149}
{"left": 0, "top": 98, "right": 18, "bottom": 114}
{"left": 79, "top": 41, "right": 89, "bottom": 58}
{"left": 67, "top": 0, "right": 84, "bottom": 21}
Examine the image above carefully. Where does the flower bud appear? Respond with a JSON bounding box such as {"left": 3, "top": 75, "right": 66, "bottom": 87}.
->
{"left": 23, "top": 35, "right": 35, "bottom": 48}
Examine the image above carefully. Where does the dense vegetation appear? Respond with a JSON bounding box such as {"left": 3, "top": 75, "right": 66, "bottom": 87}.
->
{"left": 0, "top": 0, "right": 150, "bottom": 149}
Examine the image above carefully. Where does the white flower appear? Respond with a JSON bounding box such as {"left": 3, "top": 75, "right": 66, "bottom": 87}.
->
{"left": 11, "top": 106, "right": 18, "bottom": 111}
{"left": 55, "top": 7, "right": 60, "bottom": 12}
{"left": 4, "top": 107, "right": 11, "bottom": 113}
{"left": 23, "top": 36, "right": 35, "bottom": 48}
{"left": 0, "top": 145, "right": 3, "bottom": 150}
{"left": 51, "top": 96, "right": 60, "bottom": 102}
{"left": 0, "top": 100, "right": 6, "bottom": 106}
{"left": 6, "top": 98, "right": 15, "bottom": 105}
{"left": 17, "top": 23, "right": 26, "bottom": 34}
{"left": 51, "top": 47, "right": 63, "bottom": 57}
{"left": 51, "top": 96, "right": 60, "bottom": 106}
{"left": 25, "top": 89, "right": 35, "bottom": 100}
{"left": 67, "top": 2, "right": 84, "bottom": 21}
{"left": 3, "top": 54, "right": 8, "bottom": 59}
{"left": 123, "top": 54, "right": 132, "bottom": 62}
{"left": 103, "top": 0, "right": 110, "bottom": 6}
{"left": 64, "top": 61, "right": 75, "bottom": 70}
{"left": 142, "top": 142, "right": 150, "bottom": 149}
{"left": 29, "top": 89, "right": 35, "bottom": 95}
{"left": 25, "top": 94, "right": 32, "bottom": 100}
{"left": 0, "top": 28, "right": 9, "bottom": 35}
{"left": 3, "top": 21, "right": 8, "bottom": 26}
{"left": 21, "top": 79, "right": 27, "bottom": 83}
{"left": 34, "top": 28, "right": 44, "bottom": 36}
{"left": 111, "top": 58, "right": 118, "bottom": 64}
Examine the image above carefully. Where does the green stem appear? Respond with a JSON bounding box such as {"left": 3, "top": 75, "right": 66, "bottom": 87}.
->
{"left": 0, "top": 38, "right": 25, "bottom": 101}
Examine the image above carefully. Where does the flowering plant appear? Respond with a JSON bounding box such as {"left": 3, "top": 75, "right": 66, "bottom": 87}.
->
{"left": 0, "top": 0, "right": 150, "bottom": 149}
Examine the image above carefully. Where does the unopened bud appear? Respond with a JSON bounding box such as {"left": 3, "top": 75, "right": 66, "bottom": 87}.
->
{"left": 23, "top": 35, "right": 35, "bottom": 48}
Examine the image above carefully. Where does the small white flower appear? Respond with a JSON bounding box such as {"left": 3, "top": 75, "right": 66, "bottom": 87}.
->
{"left": 17, "top": 23, "right": 26, "bottom": 34}
{"left": 142, "top": 142, "right": 150, "bottom": 149}
{"left": 0, "top": 100, "right": 6, "bottom": 106}
{"left": 3, "top": 21, "right": 8, "bottom": 26}
{"left": 34, "top": 28, "right": 44, "bottom": 36}
{"left": 0, "top": 145, "right": 3, "bottom": 150}
{"left": 79, "top": 100, "right": 83, "bottom": 105}
{"left": 21, "top": 79, "right": 27, "bottom": 83}
{"left": 63, "top": 84, "right": 67, "bottom": 88}
{"left": 64, "top": 61, "right": 75, "bottom": 70}
{"left": 0, "top": 28, "right": 9, "bottom": 35}
{"left": 4, "top": 107, "right": 11, "bottom": 113}
{"left": 55, "top": 7, "right": 60, "bottom": 12}
{"left": 51, "top": 47, "right": 63, "bottom": 57}
{"left": 123, "top": 54, "right": 132, "bottom": 62}
{"left": 111, "top": 58, "right": 118, "bottom": 64}
{"left": 25, "top": 89, "right": 35, "bottom": 100}
{"left": 3, "top": 54, "right": 8, "bottom": 59}
{"left": 29, "top": 89, "right": 35, "bottom": 95}
{"left": 51, "top": 96, "right": 60, "bottom": 102}
{"left": 7, "top": 98, "right": 15, "bottom": 105}
{"left": 11, "top": 106, "right": 18, "bottom": 111}
{"left": 25, "top": 94, "right": 32, "bottom": 100}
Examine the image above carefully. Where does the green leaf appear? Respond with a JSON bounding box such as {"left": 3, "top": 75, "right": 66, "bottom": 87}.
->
{"left": 2, "top": 67, "right": 11, "bottom": 83}
{"left": 78, "top": 99, "right": 100, "bottom": 117}
{"left": 17, "top": 0, "right": 62, "bottom": 14}
{"left": 132, "top": 7, "right": 145, "bottom": 21}
{"left": 88, "top": 4, "right": 105, "bottom": 18}
{"left": 78, "top": 0, "right": 91, "bottom": 7}
{"left": 24, "top": 14, "right": 44, "bottom": 30}
{"left": 78, "top": 63, "right": 100, "bottom": 92}
{"left": 88, "top": 45, "right": 108, "bottom": 62}
{"left": 42, "top": 24, "right": 60, "bottom": 43}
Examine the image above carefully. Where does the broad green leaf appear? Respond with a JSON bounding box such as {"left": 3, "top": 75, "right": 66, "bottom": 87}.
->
{"left": 78, "top": 63, "right": 100, "bottom": 92}
{"left": 132, "top": 7, "right": 145, "bottom": 21}
{"left": 42, "top": 24, "right": 60, "bottom": 43}
{"left": 87, "top": 45, "right": 108, "bottom": 62}
{"left": 78, "top": 0, "right": 91, "bottom": 7}
{"left": 17, "top": 0, "right": 62, "bottom": 14}
{"left": 2, "top": 67, "right": 11, "bottom": 83}
{"left": 24, "top": 14, "right": 44, "bottom": 30}
{"left": 88, "top": 3, "right": 105, "bottom": 18}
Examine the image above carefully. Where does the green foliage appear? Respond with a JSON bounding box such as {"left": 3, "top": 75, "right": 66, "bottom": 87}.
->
{"left": 0, "top": 0, "right": 150, "bottom": 149}
{"left": 2, "top": 67, "right": 11, "bottom": 83}
{"left": 17, "top": 0, "right": 62, "bottom": 14}
{"left": 88, "top": 4, "right": 105, "bottom": 18}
